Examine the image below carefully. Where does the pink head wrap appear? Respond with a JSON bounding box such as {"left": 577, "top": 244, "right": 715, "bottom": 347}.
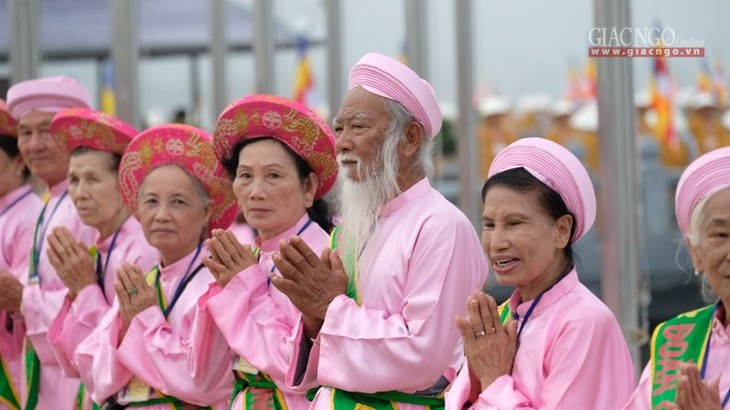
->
{"left": 487, "top": 137, "right": 597, "bottom": 243}
{"left": 51, "top": 108, "right": 137, "bottom": 155}
{"left": 348, "top": 52, "right": 442, "bottom": 139}
{"left": 213, "top": 94, "right": 338, "bottom": 200}
{"left": 6, "top": 76, "right": 92, "bottom": 119}
{"left": 0, "top": 100, "right": 17, "bottom": 137}
{"left": 119, "top": 124, "right": 238, "bottom": 235}
{"left": 675, "top": 146, "right": 730, "bottom": 236}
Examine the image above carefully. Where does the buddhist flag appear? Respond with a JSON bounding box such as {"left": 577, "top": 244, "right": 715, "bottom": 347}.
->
{"left": 100, "top": 61, "right": 117, "bottom": 116}
{"left": 712, "top": 57, "right": 727, "bottom": 107}
{"left": 649, "top": 42, "right": 678, "bottom": 151}
{"left": 293, "top": 35, "right": 315, "bottom": 107}
{"left": 697, "top": 59, "right": 713, "bottom": 93}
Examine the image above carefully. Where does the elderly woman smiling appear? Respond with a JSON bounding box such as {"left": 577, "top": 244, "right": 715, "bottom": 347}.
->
{"left": 446, "top": 137, "right": 635, "bottom": 409}
{"left": 73, "top": 124, "right": 237, "bottom": 409}
{"left": 192, "top": 94, "right": 337, "bottom": 410}
{"left": 624, "top": 146, "right": 730, "bottom": 410}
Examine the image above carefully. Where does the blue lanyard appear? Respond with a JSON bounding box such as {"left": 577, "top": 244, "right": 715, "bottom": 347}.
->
{"left": 0, "top": 188, "right": 33, "bottom": 220}
{"left": 156, "top": 242, "right": 204, "bottom": 318}
{"left": 258, "top": 218, "right": 313, "bottom": 287}
{"left": 513, "top": 291, "right": 545, "bottom": 339}
{"left": 699, "top": 303, "right": 730, "bottom": 408}
{"left": 95, "top": 228, "right": 121, "bottom": 302}
{"left": 30, "top": 190, "right": 69, "bottom": 281}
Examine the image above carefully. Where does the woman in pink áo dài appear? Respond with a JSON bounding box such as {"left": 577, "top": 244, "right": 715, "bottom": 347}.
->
{"left": 623, "top": 147, "right": 730, "bottom": 410}
{"left": 446, "top": 137, "right": 635, "bottom": 409}
{"left": 45, "top": 108, "right": 157, "bottom": 409}
{"left": 74, "top": 124, "right": 237, "bottom": 409}
{"left": 194, "top": 94, "right": 337, "bottom": 410}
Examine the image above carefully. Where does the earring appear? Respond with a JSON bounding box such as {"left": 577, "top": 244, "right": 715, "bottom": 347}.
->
{"left": 694, "top": 269, "right": 702, "bottom": 276}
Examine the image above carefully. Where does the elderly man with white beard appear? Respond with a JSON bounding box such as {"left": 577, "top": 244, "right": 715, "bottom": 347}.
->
{"left": 271, "top": 52, "right": 489, "bottom": 410}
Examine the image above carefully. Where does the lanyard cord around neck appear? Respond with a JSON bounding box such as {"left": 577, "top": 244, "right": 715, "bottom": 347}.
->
{"left": 699, "top": 302, "right": 730, "bottom": 408}
{"left": 257, "top": 218, "right": 313, "bottom": 287}
{"left": 0, "top": 188, "right": 32, "bottom": 220}
{"left": 94, "top": 228, "right": 121, "bottom": 302}
{"left": 512, "top": 266, "right": 572, "bottom": 339}
{"left": 30, "top": 190, "right": 69, "bottom": 281}
{"left": 155, "top": 242, "right": 204, "bottom": 318}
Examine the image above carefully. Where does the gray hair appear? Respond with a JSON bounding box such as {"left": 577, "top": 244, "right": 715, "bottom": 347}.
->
{"left": 381, "top": 98, "right": 434, "bottom": 177}
{"left": 139, "top": 164, "right": 212, "bottom": 208}
{"left": 686, "top": 195, "right": 716, "bottom": 302}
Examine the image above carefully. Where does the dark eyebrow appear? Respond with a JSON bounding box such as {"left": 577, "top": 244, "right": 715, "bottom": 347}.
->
{"left": 707, "top": 218, "right": 729, "bottom": 228}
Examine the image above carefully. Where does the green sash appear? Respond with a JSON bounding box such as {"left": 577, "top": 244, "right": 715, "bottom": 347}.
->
{"left": 0, "top": 356, "right": 20, "bottom": 410}
{"left": 650, "top": 304, "right": 715, "bottom": 409}
{"left": 24, "top": 340, "right": 40, "bottom": 410}
{"left": 229, "top": 372, "right": 287, "bottom": 410}
{"left": 497, "top": 300, "right": 512, "bottom": 325}
{"left": 318, "top": 227, "right": 444, "bottom": 409}
{"left": 329, "top": 227, "right": 360, "bottom": 303}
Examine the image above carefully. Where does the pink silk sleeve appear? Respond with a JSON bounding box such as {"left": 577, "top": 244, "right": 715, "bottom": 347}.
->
{"left": 116, "top": 301, "right": 233, "bottom": 406}
{"left": 292, "top": 220, "right": 487, "bottom": 394}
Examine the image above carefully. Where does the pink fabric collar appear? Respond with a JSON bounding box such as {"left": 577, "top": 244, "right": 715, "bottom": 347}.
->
{"left": 508, "top": 269, "right": 579, "bottom": 318}
{"left": 379, "top": 177, "right": 431, "bottom": 218}
{"left": 256, "top": 214, "right": 311, "bottom": 253}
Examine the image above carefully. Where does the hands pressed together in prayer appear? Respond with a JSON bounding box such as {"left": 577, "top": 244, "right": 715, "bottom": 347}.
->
{"left": 114, "top": 263, "right": 156, "bottom": 340}
{"left": 667, "top": 363, "right": 723, "bottom": 410}
{"left": 456, "top": 290, "right": 518, "bottom": 399}
{"left": 203, "top": 229, "right": 257, "bottom": 288}
{"left": 271, "top": 236, "right": 349, "bottom": 339}
{"left": 0, "top": 270, "right": 23, "bottom": 313}
{"left": 47, "top": 227, "right": 96, "bottom": 301}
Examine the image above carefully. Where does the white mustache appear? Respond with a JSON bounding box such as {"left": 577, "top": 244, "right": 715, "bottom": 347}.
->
{"left": 337, "top": 154, "right": 360, "bottom": 166}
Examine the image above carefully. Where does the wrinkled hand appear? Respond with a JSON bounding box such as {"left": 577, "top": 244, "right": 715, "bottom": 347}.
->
{"left": 115, "top": 264, "right": 157, "bottom": 337}
{"left": 672, "top": 363, "right": 722, "bottom": 410}
{"left": 271, "top": 236, "right": 349, "bottom": 338}
{"left": 0, "top": 271, "right": 23, "bottom": 313}
{"left": 47, "top": 227, "right": 96, "bottom": 299}
{"left": 456, "top": 290, "right": 518, "bottom": 392}
{"left": 203, "top": 229, "right": 257, "bottom": 288}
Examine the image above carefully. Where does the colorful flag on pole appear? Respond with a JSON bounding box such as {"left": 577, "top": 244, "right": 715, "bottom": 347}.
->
{"left": 100, "top": 61, "right": 117, "bottom": 116}
{"left": 697, "top": 58, "right": 714, "bottom": 93}
{"left": 293, "top": 35, "right": 315, "bottom": 108}
{"left": 649, "top": 40, "right": 678, "bottom": 151}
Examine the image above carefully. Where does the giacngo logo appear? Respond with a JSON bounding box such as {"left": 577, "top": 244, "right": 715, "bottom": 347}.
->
{"left": 587, "top": 26, "right": 705, "bottom": 58}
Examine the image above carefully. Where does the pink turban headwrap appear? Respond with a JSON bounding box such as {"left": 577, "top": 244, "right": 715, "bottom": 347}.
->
{"left": 487, "top": 137, "right": 597, "bottom": 243}
{"left": 348, "top": 52, "right": 442, "bottom": 139}
{"left": 6, "top": 76, "right": 92, "bottom": 119}
{"left": 675, "top": 146, "right": 730, "bottom": 237}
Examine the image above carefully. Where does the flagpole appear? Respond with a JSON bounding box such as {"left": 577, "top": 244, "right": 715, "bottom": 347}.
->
{"left": 211, "top": 0, "right": 228, "bottom": 118}
{"left": 455, "top": 0, "right": 480, "bottom": 228}
{"left": 9, "top": 0, "right": 40, "bottom": 82}
{"left": 594, "top": 0, "right": 642, "bottom": 372}
{"left": 253, "top": 0, "right": 275, "bottom": 94}
{"left": 110, "top": 0, "right": 139, "bottom": 127}
{"left": 404, "top": 0, "right": 429, "bottom": 80}
{"left": 325, "top": 0, "right": 343, "bottom": 120}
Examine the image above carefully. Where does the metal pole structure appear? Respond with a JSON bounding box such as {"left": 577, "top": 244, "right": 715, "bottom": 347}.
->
{"left": 253, "top": 0, "right": 275, "bottom": 94}
{"left": 404, "top": 0, "right": 429, "bottom": 80}
{"left": 455, "top": 0, "right": 480, "bottom": 227}
{"left": 594, "top": 0, "right": 641, "bottom": 369}
{"left": 325, "top": 0, "right": 343, "bottom": 119}
{"left": 110, "top": 0, "right": 139, "bottom": 126}
{"left": 211, "top": 0, "right": 228, "bottom": 117}
{"left": 9, "top": 0, "right": 40, "bottom": 82}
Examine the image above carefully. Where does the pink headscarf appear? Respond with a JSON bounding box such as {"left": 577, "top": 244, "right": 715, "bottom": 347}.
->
{"left": 213, "top": 94, "right": 338, "bottom": 200}
{"left": 119, "top": 124, "right": 238, "bottom": 234}
{"left": 51, "top": 108, "right": 137, "bottom": 155}
{"left": 348, "top": 52, "right": 442, "bottom": 139}
{"left": 6, "top": 76, "right": 92, "bottom": 119}
{"left": 675, "top": 146, "right": 730, "bottom": 236}
{"left": 488, "top": 137, "right": 597, "bottom": 243}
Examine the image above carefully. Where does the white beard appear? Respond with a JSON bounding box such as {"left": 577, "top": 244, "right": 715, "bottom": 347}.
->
{"left": 336, "top": 131, "right": 402, "bottom": 253}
